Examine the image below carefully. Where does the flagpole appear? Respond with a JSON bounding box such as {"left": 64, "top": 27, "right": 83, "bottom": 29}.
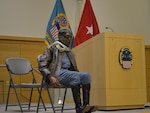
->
{"left": 75, "top": 0, "right": 83, "bottom": 33}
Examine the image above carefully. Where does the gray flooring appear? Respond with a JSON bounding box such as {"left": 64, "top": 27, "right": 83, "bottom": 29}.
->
{"left": 1, "top": 103, "right": 150, "bottom": 113}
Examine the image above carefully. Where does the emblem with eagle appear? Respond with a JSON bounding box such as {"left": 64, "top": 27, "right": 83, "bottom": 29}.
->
{"left": 119, "top": 47, "right": 133, "bottom": 69}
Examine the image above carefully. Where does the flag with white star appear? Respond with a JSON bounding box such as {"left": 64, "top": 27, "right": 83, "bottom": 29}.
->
{"left": 74, "top": 0, "right": 100, "bottom": 47}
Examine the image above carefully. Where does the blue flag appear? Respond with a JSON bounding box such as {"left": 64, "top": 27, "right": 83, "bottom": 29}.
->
{"left": 45, "top": 0, "right": 74, "bottom": 48}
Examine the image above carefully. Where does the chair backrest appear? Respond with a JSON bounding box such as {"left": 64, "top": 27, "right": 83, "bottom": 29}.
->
{"left": 6, "top": 57, "right": 32, "bottom": 75}
{"left": 37, "top": 54, "right": 42, "bottom": 63}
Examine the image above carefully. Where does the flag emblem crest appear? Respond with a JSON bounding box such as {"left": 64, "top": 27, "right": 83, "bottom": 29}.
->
{"left": 50, "top": 13, "right": 69, "bottom": 41}
{"left": 51, "top": 13, "right": 69, "bottom": 27}
{"left": 45, "top": 0, "right": 74, "bottom": 48}
{"left": 119, "top": 47, "right": 133, "bottom": 69}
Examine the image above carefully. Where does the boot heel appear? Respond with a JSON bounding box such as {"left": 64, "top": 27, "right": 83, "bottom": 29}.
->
{"left": 82, "top": 105, "right": 93, "bottom": 113}
{"left": 90, "top": 106, "right": 98, "bottom": 112}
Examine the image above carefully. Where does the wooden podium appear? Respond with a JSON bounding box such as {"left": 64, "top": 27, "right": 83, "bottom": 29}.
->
{"left": 73, "top": 32, "right": 147, "bottom": 110}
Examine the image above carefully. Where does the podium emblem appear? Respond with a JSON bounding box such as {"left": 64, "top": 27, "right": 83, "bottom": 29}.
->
{"left": 119, "top": 47, "right": 133, "bottom": 69}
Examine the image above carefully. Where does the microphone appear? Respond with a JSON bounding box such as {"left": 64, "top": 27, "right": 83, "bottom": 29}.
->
{"left": 105, "top": 26, "right": 114, "bottom": 32}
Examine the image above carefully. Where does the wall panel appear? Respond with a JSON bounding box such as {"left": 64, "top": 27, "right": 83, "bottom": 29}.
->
{"left": 145, "top": 46, "right": 150, "bottom": 102}
{"left": 0, "top": 36, "right": 47, "bottom": 102}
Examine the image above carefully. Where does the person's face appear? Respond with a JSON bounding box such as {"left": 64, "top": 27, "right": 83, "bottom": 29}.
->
{"left": 65, "top": 35, "right": 72, "bottom": 46}
{"left": 59, "top": 34, "right": 72, "bottom": 47}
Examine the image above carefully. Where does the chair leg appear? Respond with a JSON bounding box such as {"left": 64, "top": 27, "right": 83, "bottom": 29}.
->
{"left": 37, "top": 87, "right": 46, "bottom": 111}
{"left": 36, "top": 80, "right": 46, "bottom": 113}
{"left": 47, "top": 87, "right": 56, "bottom": 113}
{"left": 36, "top": 86, "right": 42, "bottom": 113}
{"left": 61, "top": 88, "right": 67, "bottom": 113}
{"left": 5, "top": 85, "right": 11, "bottom": 111}
{"left": 14, "top": 87, "right": 23, "bottom": 113}
{"left": 28, "top": 88, "right": 33, "bottom": 110}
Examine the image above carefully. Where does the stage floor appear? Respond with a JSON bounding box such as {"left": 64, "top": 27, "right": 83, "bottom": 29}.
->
{"left": 0, "top": 103, "right": 150, "bottom": 113}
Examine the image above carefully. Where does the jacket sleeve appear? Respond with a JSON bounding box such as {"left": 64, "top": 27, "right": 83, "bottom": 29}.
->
{"left": 37, "top": 46, "right": 53, "bottom": 80}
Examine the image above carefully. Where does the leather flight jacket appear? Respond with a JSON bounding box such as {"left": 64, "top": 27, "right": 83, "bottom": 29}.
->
{"left": 37, "top": 42, "right": 78, "bottom": 83}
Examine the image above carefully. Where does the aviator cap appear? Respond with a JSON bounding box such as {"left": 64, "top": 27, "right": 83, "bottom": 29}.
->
{"left": 58, "top": 27, "right": 72, "bottom": 38}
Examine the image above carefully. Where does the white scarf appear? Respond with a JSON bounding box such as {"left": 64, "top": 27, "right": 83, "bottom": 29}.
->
{"left": 53, "top": 41, "right": 70, "bottom": 52}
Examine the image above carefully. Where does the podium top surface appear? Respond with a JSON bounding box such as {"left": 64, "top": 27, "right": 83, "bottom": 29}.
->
{"left": 73, "top": 32, "right": 144, "bottom": 51}
{"left": 99, "top": 32, "right": 144, "bottom": 40}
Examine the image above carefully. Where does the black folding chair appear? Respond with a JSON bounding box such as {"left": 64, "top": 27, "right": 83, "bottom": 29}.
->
{"left": 5, "top": 57, "right": 46, "bottom": 113}
{"left": 36, "top": 54, "right": 75, "bottom": 113}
